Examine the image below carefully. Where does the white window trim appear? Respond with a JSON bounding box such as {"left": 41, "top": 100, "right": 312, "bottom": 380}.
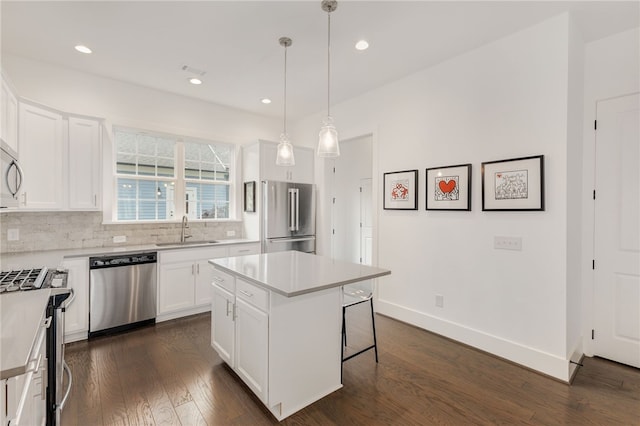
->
{"left": 108, "top": 126, "right": 237, "bottom": 223}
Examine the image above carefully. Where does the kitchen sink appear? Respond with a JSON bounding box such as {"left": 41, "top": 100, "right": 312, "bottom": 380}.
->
{"left": 156, "top": 240, "right": 219, "bottom": 247}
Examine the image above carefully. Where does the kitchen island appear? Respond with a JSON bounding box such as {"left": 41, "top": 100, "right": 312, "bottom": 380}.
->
{"left": 209, "top": 250, "right": 390, "bottom": 421}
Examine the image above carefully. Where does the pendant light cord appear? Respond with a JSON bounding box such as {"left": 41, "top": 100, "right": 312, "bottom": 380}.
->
{"left": 327, "top": 11, "right": 331, "bottom": 118}
{"left": 283, "top": 43, "right": 288, "bottom": 135}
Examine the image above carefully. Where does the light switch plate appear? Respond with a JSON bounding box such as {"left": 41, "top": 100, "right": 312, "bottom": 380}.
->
{"left": 227, "top": 230, "right": 235, "bottom": 237}
{"left": 113, "top": 235, "right": 127, "bottom": 243}
{"left": 7, "top": 229, "right": 19, "bottom": 241}
{"left": 435, "top": 294, "right": 444, "bottom": 308}
{"left": 494, "top": 236, "right": 522, "bottom": 251}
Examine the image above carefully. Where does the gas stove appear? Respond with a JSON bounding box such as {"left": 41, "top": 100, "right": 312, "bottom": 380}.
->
{"left": 0, "top": 267, "right": 68, "bottom": 294}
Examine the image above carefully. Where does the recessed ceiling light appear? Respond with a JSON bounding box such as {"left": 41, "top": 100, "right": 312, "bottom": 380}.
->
{"left": 261, "top": 98, "right": 272, "bottom": 104}
{"left": 74, "top": 45, "right": 92, "bottom": 54}
{"left": 355, "top": 40, "right": 369, "bottom": 51}
{"left": 189, "top": 78, "right": 202, "bottom": 85}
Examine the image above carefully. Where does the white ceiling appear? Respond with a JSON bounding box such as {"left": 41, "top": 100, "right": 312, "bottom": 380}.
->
{"left": 2, "top": 1, "right": 638, "bottom": 120}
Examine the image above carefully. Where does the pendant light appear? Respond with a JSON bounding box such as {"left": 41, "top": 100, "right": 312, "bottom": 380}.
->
{"left": 276, "top": 37, "right": 295, "bottom": 166}
{"left": 317, "top": 0, "right": 340, "bottom": 158}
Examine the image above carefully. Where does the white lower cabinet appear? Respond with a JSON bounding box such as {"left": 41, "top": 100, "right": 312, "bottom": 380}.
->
{"left": 57, "top": 242, "right": 261, "bottom": 341}
{"left": 158, "top": 243, "right": 260, "bottom": 322}
{"left": 158, "top": 246, "right": 228, "bottom": 318}
{"left": 60, "top": 257, "right": 89, "bottom": 343}
{"left": 211, "top": 277, "right": 269, "bottom": 404}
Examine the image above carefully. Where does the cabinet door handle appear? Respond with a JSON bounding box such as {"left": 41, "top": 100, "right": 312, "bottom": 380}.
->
{"left": 239, "top": 289, "right": 253, "bottom": 298}
{"left": 237, "top": 249, "right": 250, "bottom": 253}
{"left": 94, "top": 194, "right": 97, "bottom": 206}
{"left": 197, "top": 264, "right": 200, "bottom": 274}
{"left": 226, "top": 299, "right": 231, "bottom": 316}
{"left": 191, "top": 264, "right": 195, "bottom": 275}
{"left": 232, "top": 302, "right": 237, "bottom": 320}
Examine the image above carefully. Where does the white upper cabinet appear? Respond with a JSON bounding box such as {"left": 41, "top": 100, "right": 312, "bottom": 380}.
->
{"left": 18, "top": 100, "right": 102, "bottom": 211}
{"left": 68, "top": 117, "right": 101, "bottom": 210}
{"left": 1, "top": 73, "right": 18, "bottom": 154}
{"left": 254, "top": 140, "right": 314, "bottom": 184}
{"left": 19, "top": 102, "right": 65, "bottom": 210}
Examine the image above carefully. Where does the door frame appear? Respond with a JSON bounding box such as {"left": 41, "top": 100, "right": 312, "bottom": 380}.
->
{"left": 319, "top": 130, "right": 380, "bottom": 271}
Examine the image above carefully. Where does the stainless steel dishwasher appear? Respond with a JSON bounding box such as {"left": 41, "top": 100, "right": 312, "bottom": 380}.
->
{"left": 89, "top": 252, "right": 157, "bottom": 337}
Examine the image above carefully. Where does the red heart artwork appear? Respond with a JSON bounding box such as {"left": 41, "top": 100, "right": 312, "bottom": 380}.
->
{"left": 439, "top": 180, "right": 456, "bottom": 194}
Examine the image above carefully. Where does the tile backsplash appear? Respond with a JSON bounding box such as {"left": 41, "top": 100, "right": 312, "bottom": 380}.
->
{"left": 0, "top": 212, "right": 243, "bottom": 254}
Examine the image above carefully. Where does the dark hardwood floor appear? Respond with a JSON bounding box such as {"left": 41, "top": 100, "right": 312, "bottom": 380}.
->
{"left": 61, "top": 312, "right": 640, "bottom": 425}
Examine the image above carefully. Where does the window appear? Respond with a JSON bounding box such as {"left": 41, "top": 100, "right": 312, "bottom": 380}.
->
{"left": 184, "top": 140, "right": 232, "bottom": 219}
{"left": 114, "top": 128, "right": 234, "bottom": 221}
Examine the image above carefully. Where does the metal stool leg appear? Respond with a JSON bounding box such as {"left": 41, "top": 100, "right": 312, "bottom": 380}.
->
{"left": 342, "top": 305, "right": 347, "bottom": 347}
{"left": 370, "top": 297, "right": 378, "bottom": 363}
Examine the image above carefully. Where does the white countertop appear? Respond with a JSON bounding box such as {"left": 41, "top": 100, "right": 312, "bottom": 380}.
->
{"left": 0, "top": 290, "right": 50, "bottom": 379}
{"left": 0, "top": 239, "right": 259, "bottom": 270}
{"left": 210, "top": 251, "right": 391, "bottom": 297}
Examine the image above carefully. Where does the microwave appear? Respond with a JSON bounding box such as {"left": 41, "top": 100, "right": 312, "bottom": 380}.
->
{"left": 1, "top": 142, "right": 22, "bottom": 208}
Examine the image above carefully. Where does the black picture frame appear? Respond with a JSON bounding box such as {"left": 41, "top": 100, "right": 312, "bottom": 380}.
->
{"left": 244, "top": 181, "right": 256, "bottom": 212}
{"left": 383, "top": 169, "right": 418, "bottom": 210}
{"left": 481, "top": 155, "right": 545, "bottom": 211}
{"left": 425, "top": 163, "right": 472, "bottom": 211}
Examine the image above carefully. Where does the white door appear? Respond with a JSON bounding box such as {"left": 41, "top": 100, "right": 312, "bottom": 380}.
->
{"left": 234, "top": 298, "right": 268, "bottom": 403}
{"left": 594, "top": 93, "right": 640, "bottom": 368}
{"left": 360, "top": 178, "right": 373, "bottom": 265}
{"left": 68, "top": 117, "right": 101, "bottom": 210}
{"left": 158, "top": 261, "right": 195, "bottom": 314}
{"left": 211, "top": 284, "right": 235, "bottom": 367}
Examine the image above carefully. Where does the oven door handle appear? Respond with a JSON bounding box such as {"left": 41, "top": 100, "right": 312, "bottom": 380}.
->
{"left": 59, "top": 360, "right": 73, "bottom": 411}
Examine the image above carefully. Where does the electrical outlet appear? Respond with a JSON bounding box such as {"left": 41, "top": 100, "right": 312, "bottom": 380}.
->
{"left": 113, "top": 235, "right": 127, "bottom": 243}
{"left": 435, "top": 294, "right": 444, "bottom": 308}
{"left": 494, "top": 236, "right": 522, "bottom": 251}
{"left": 227, "top": 230, "right": 236, "bottom": 237}
{"left": 7, "top": 229, "right": 19, "bottom": 241}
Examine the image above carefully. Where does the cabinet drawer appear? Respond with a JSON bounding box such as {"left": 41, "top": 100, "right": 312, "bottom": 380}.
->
{"left": 236, "top": 278, "right": 268, "bottom": 312}
{"left": 229, "top": 243, "right": 260, "bottom": 256}
{"left": 212, "top": 268, "right": 235, "bottom": 293}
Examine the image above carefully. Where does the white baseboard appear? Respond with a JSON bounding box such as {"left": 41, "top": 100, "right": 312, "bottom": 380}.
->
{"left": 156, "top": 304, "right": 210, "bottom": 323}
{"left": 64, "top": 330, "right": 88, "bottom": 343}
{"left": 376, "top": 299, "right": 571, "bottom": 382}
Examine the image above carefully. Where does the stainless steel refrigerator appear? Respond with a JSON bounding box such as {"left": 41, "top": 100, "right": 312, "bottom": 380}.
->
{"left": 262, "top": 180, "right": 316, "bottom": 253}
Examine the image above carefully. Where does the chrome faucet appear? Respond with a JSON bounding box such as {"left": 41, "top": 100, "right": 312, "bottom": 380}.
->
{"left": 180, "top": 215, "right": 192, "bottom": 242}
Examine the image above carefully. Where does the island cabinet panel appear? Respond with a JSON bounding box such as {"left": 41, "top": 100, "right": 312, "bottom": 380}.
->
{"left": 267, "top": 288, "right": 342, "bottom": 420}
{"left": 210, "top": 267, "right": 342, "bottom": 421}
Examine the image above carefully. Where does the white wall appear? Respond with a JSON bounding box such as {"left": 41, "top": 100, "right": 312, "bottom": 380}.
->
{"left": 581, "top": 27, "right": 640, "bottom": 357}
{"left": 2, "top": 54, "right": 281, "bottom": 223}
{"left": 294, "top": 14, "right": 575, "bottom": 379}
{"left": 2, "top": 55, "right": 280, "bottom": 146}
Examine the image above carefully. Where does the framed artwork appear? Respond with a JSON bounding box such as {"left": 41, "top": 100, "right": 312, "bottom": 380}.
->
{"left": 425, "top": 164, "right": 472, "bottom": 211}
{"left": 481, "top": 155, "right": 544, "bottom": 211}
{"left": 244, "top": 181, "right": 256, "bottom": 212}
{"left": 383, "top": 170, "right": 418, "bottom": 210}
